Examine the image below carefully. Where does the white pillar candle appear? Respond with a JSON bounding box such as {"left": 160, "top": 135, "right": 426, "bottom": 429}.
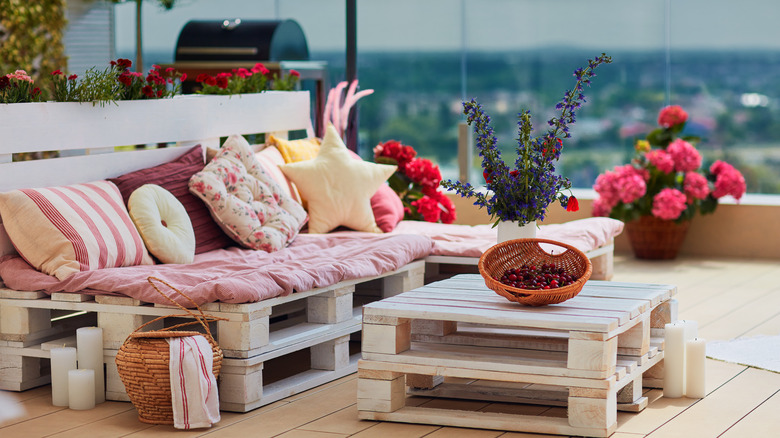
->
{"left": 50, "top": 347, "right": 77, "bottom": 406}
{"left": 76, "top": 327, "right": 105, "bottom": 404}
{"left": 68, "top": 369, "right": 96, "bottom": 410}
{"left": 679, "top": 320, "right": 698, "bottom": 393}
{"left": 663, "top": 322, "right": 685, "bottom": 398}
{"left": 686, "top": 337, "right": 707, "bottom": 399}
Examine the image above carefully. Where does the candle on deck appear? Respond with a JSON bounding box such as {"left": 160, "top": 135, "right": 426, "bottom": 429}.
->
{"left": 686, "top": 337, "right": 707, "bottom": 398}
{"left": 68, "top": 369, "right": 95, "bottom": 410}
{"left": 50, "top": 347, "right": 77, "bottom": 406}
{"left": 663, "top": 322, "right": 685, "bottom": 398}
{"left": 76, "top": 327, "right": 105, "bottom": 404}
{"left": 679, "top": 319, "right": 698, "bottom": 392}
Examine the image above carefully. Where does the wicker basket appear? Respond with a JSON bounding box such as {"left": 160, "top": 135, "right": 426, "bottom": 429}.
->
{"left": 478, "top": 238, "right": 592, "bottom": 306}
{"left": 625, "top": 215, "right": 690, "bottom": 260}
{"left": 115, "top": 277, "right": 226, "bottom": 425}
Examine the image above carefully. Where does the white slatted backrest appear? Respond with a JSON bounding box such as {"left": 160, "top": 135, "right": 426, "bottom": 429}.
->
{"left": 0, "top": 91, "right": 313, "bottom": 258}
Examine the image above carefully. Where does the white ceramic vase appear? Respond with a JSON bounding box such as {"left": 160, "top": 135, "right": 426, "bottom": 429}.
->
{"left": 496, "top": 220, "right": 537, "bottom": 243}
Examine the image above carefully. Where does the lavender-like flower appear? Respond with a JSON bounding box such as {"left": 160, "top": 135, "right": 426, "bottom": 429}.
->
{"left": 441, "top": 53, "right": 612, "bottom": 225}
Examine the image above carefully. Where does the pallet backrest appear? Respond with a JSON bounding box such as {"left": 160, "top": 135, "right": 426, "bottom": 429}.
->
{"left": 0, "top": 91, "right": 312, "bottom": 258}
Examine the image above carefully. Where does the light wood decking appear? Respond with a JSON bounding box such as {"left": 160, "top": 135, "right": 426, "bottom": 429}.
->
{"left": 3, "top": 254, "right": 779, "bottom": 437}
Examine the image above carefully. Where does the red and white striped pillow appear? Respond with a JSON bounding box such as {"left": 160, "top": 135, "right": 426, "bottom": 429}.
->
{"left": 0, "top": 180, "right": 153, "bottom": 280}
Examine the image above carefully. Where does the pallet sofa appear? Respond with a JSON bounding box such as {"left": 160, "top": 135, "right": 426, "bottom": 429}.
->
{"left": 0, "top": 90, "right": 623, "bottom": 414}
{"left": 0, "top": 91, "right": 430, "bottom": 412}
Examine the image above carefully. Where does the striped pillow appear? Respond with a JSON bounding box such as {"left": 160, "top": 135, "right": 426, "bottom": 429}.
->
{"left": 0, "top": 180, "right": 153, "bottom": 280}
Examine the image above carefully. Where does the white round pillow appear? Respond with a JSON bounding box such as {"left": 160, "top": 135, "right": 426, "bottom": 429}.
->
{"left": 128, "top": 184, "right": 196, "bottom": 264}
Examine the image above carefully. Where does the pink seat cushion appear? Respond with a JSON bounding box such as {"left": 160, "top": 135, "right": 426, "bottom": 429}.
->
{"left": 108, "top": 145, "right": 234, "bottom": 254}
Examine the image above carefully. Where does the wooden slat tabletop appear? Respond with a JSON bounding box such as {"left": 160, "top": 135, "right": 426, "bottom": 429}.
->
{"left": 364, "top": 274, "right": 676, "bottom": 334}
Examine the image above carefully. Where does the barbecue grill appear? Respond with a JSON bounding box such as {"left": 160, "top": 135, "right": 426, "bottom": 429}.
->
{"left": 174, "top": 19, "right": 309, "bottom": 63}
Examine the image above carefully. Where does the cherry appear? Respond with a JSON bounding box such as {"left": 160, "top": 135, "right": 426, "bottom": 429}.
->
{"left": 497, "top": 263, "right": 579, "bottom": 290}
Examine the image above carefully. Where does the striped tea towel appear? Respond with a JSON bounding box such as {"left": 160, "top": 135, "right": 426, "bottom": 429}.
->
{"left": 168, "top": 335, "right": 220, "bottom": 429}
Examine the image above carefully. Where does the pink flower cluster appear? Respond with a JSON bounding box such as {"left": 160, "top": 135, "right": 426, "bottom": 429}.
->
{"left": 592, "top": 164, "right": 648, "bottom": 215}
{"left": 594, "top": 105, "right": 747, "bottom": 223}
{"left": 710, "top": 160, "right": 747, "bottom": 200}
{"left": 7, "top": 69, "right": 32, "bottom": 82}
{"left": 652, "top": 188, "right": 688, "bottom": 220}
{"left": 667, "top": 139, "right": 701, "bottom": 172}
{"left": 684, "top": 172, "right": 709, "bottom": 201}
{"left": 657, "top": 105, "right": 688, "bottom": 128}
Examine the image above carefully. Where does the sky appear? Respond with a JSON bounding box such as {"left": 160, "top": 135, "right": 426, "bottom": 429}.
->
{"left": 114, "top": 0, "right": 780, "bottom": 56}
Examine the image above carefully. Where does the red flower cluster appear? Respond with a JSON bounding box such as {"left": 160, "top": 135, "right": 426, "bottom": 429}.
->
{"left": 195, "top": 63, "right": 299, "bottom": 94}
{"left": 374, "top": 140, "right": 456, "bottom": 224}
{"left": 374, "top": 140, "right": 416, "bottom": 170}
{"left": 113, "top": 60, "right": 185, "bottom": 100}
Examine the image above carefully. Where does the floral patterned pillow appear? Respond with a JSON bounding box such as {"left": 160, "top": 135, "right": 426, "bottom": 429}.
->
{"left": 188, "top": 135, "right": 308, "bottom": 252}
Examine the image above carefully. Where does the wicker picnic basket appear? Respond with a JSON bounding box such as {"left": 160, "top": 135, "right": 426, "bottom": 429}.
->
{"left": 115, "top": 277, "right": 226, "bottom": 425}
{"left": 479, "top": 238, "right": 592, "bottom": 306}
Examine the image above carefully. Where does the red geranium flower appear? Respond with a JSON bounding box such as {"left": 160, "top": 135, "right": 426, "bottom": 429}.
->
{"left": 566, "top": 195, "right": 579, "bottom": 212}
{"left": 216, "top": 76, "right": 229, "bottom": 89}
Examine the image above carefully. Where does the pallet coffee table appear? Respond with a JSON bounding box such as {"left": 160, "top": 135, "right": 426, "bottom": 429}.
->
{"left": 357, "top": 274, "right": 677, "bottom": 438}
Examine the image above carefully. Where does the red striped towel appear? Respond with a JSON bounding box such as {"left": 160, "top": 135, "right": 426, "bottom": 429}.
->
{"left": 168, "top": 336, "right": 220, "bottom": 429}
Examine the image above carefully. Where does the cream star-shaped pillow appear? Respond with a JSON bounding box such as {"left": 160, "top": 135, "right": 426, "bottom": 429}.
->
{"left": 280, "top": 124, "right": 396, "bottom": 234}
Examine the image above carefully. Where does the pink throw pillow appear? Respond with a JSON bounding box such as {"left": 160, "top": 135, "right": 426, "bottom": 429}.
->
{"left": 372, "top": 184, "right": 405, "bottom": 232}
{"left": 346, "top": 150, "right": 404, "bottom": 232}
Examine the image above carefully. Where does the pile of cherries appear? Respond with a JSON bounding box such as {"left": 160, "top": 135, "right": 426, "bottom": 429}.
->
{"left": 496, "top": 263, "right": 578, "bottom": 290}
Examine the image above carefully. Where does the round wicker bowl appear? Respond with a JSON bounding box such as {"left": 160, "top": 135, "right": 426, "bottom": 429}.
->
{"left": 478, "top": 238, "right": 592, "bottom": 306}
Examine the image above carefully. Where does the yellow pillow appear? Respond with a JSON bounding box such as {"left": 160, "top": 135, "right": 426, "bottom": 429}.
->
{"left": 269, "top": 135, "right": 321, "bottom": 163}
{"left": 279, "top": 124, "right": 396, "bottom": 234}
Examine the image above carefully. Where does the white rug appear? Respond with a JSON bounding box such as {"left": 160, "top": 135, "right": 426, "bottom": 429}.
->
{"left": 707, "top": 335, "right": 780, "bottom": 373}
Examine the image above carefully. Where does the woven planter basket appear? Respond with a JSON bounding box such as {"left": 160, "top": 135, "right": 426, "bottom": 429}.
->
{"left": 625, "top": 216, "right": 691, "bottom": 260}
{"left": 115, "top": 277, "right": 226, "bottom": 425}
{"left": 478, "top": 238, "right": 592, "bottom": 306}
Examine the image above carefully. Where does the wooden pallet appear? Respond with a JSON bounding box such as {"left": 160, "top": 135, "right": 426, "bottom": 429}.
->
{"left": 0, "top": 260, "right": 425, "bottom": 412}
{"left": 357, "top": 274, "right": 677, "bottom": 438}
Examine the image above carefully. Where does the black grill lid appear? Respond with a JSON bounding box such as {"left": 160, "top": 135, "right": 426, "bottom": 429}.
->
{"left": 175, "top": 19, "right": 309, "bottom": 62}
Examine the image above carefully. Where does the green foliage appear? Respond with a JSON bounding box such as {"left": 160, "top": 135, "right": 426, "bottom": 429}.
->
{"left": 0, "top": 0, "right": 67, "bottom": 94}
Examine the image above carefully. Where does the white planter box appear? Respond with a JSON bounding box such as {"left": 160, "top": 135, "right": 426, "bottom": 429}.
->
{"left": 0, "top": 91, "right": 312, "bottom": 155}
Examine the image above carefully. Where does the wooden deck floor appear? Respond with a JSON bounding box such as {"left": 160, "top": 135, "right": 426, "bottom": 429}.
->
{"left": 3, "top": 255, "right": 779, "bottom": 437}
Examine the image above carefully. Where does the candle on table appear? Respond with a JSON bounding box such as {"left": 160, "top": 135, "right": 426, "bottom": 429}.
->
{"left": 50, "top": 347, "right": 77, "bottom": 406}
{"left": 68, "top": 369, "right": 95, "bottom": 410}
{"left": 76, "top": 327, "right": 105, "bottom": 404}
{"left": 686, "top": 337, "right": 707, "bottom": 398}
{"left": 663, "top": 321, "right": 685, "bottom": 398}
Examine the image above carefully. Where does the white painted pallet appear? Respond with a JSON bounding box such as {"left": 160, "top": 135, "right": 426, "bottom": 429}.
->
{"left": 357, "top": 274, "right": 677, "bottom": 438}
{"left": 0, "top": 260, "right": 425, "bottom": 411}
